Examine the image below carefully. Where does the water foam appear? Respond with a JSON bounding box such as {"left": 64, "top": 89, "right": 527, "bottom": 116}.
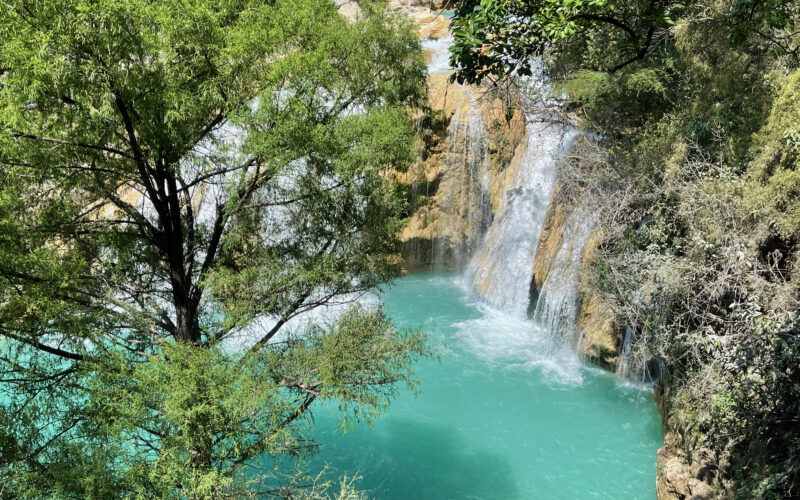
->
{"left": 422, "top": 35, "right": 454, "bottom": 74}
{"left": 441, "top": 274, "right": 584, "bottom": 385}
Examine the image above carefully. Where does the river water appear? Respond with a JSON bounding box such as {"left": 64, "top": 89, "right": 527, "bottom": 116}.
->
{"left": 308, "top": 272, "right": 662, "bottom": 499}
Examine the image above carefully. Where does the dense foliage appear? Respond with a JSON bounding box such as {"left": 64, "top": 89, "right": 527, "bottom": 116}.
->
{"left": 0, "top": 0, "right": 429, "bottom": 498}
{"left": 452, "top": 0, "right": 800, "bottom": 497}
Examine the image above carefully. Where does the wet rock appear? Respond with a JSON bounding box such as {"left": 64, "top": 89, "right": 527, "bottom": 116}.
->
{"left": 531, "top": 189, "right": 566, "bottom": 293}
{"left": 576, "top": 293, "right": 621, "bottom": 371}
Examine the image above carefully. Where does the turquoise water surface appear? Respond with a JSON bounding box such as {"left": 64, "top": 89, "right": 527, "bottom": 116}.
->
{"left": 309, "top": 272, "right": 662, "bottom": 499}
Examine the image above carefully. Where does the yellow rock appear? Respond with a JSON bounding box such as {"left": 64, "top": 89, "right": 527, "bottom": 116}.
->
{"left": 576, "top": 293, "right": 620, "bottom": 369}
{"left": 532, "top": 187, "right": 567, "bottom": 292}
{"left": 530, "top": 192, "right": 622, "bottom": 370}
{"left": 415, "top": 13, "right": 451, "bottom": 40}
{"left": 399, "top": 74, "right": 527, "bottom": 270}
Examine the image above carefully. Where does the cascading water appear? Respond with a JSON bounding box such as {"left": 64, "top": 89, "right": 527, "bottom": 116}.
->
{"left": 421, "top": 34, "right": 454, "bottom": 73}
{"left": 465, "top": 57, "right": 580, "bottom": 320}
{"left": 617, "top": 325, "right": 634, "bottom": 379}
{"left": 468, "top": 114, "right": 573, "bottom": 314}
{"left": 420, "top": 26, "right": 628, "bottom": 372}
{"left": 531, "top": 205, "right": 595, "bottom": 346}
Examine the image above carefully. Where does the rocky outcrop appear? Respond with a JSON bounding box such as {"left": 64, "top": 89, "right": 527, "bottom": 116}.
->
{"left": 370, "top": 0, "right": 527, "bottom": 270}
{"left": 389, "top": 0, "right": 454, "bottom": 18}
{"left": 404, "top": 8, "right": 451, "bottom": 40}
{"left": 652, "top": 376, "right": 727, "bottom": 500}
{"left": 399, "top": 74, "right": 525, "bottom": 269}
{"left": 656, "top": 438, "right": 716, "bottom": 500}
{"left": 337, "top": 0, "right": 452, "bottom": 32}
{"left": 398, "top": 76, "right": 525, "bottom": 270}
{"left": 335, "top": 0, "right": 360, "bottom": 20}
{"left": 530, "top": 186, "right": 566, "bottom": 301}
{"left": 575, "top": 231, "right": 625, "bottom": 370}
{"left": 576, "top": 293, "right": 621, "bottom": 370}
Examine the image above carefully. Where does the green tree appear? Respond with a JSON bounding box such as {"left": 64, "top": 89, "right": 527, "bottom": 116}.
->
{"left": 0, "top": 0, "right": 428, "bottom": 497}
{"left": 449, "top": 0, "right": 800, "bottom": 84}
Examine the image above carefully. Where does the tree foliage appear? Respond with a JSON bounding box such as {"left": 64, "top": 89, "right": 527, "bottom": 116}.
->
{"left": 451, "top": 0, "right": 800, "bottom": 497}
{"left": 0, "top": 0, "right": 429, "bottom": 497}
{"left": 450, "top": 0, "right": 800, "bottom": 83}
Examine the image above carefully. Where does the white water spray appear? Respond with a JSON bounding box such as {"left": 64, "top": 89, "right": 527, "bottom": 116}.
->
{"left": 422, "top": 35, "right": 454, "bottom": 74}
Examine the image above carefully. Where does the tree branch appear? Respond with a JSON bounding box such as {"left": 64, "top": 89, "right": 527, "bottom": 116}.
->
{"left": 11, "top": 132, "right": 134, "bottom": 159}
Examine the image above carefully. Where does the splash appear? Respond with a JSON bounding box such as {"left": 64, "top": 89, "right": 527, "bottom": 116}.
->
{"left": 453, "top": 303, "right": 585, "bottom": 385}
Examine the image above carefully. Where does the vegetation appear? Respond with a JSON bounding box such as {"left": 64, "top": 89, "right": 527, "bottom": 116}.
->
{"left": 0, "top": 0, "right": 429, "bottom": 498}
{"left": 452, "top": 0, "right": 800, "bottom": 497}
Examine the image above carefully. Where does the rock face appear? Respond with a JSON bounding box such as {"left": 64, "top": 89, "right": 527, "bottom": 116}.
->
{"left": 656, "top": 438, "right": 716, "bottom": 500}
{"left": 575, "top": 231, "right": 624, "bottom": 370}
{"left": 337, "top": 0, "right": 452, "bottom": 31}
{"left": 373, "top": 0, "right": 527, "bottom": 270}
{"left": 653, "top": 377, "right": 726, "bottom": 500}
{"left": 390, "top": 0, "right": 454, "bottom": 16}
{"left": 530, "top": 187, "right": 566, "bottom": 302}
{"left": 399, "top": 75, "right": 526, "bottom": 270}
{"left": 334, "top": 0, "right": 360, "bottom": 20}
{"left": 576, "top": 293, "right": 621, "bottom": 370}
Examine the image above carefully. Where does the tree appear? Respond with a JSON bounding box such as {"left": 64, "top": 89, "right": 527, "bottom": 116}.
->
{"left": 0, "top": 0, "right": 429, "bottom": 497}
{"left": 448, "top": 0, "right": 800, "bottom": 84}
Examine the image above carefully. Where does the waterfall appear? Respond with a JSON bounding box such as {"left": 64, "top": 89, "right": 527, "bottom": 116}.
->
{"left": 468, "top": 115, "right": 572, "bottom": 315}
{"left": 414, "top": 29, "right": 646, "bottom": 381}
{"left": 417, "top": 34, "right": 493, "bottom": 269}
{"left": 432, "top": 88, "right": 492, "bottom": 269}
{"left": 531, "top": 205, "right": 595, "bottom": 346}
{"left": 615, "top": 324, "right": 662, "bottom": 383}
{"left": 418, "top": 33, "right": 599, "bottom": 359}
{"left": 422, "top": 34, "right": 454, "bottom": 74}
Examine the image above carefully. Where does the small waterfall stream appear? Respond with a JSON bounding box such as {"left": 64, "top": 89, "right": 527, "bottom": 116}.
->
{"left": 468, "top": 115, "right": 572, "bottom": 315}
{"left": 531, "top": 206, "right": 595, "bottom": 346}
{"left": 617, "top": 325, "right": 635, "bottom": 379}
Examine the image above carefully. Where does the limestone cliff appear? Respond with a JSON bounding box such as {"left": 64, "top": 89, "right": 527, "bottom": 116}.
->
{"left": 399, "top": 77, "right": 525, "bottom": 270}
{"left": 395, "top": 8, "right": 526, "bottom": 270}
